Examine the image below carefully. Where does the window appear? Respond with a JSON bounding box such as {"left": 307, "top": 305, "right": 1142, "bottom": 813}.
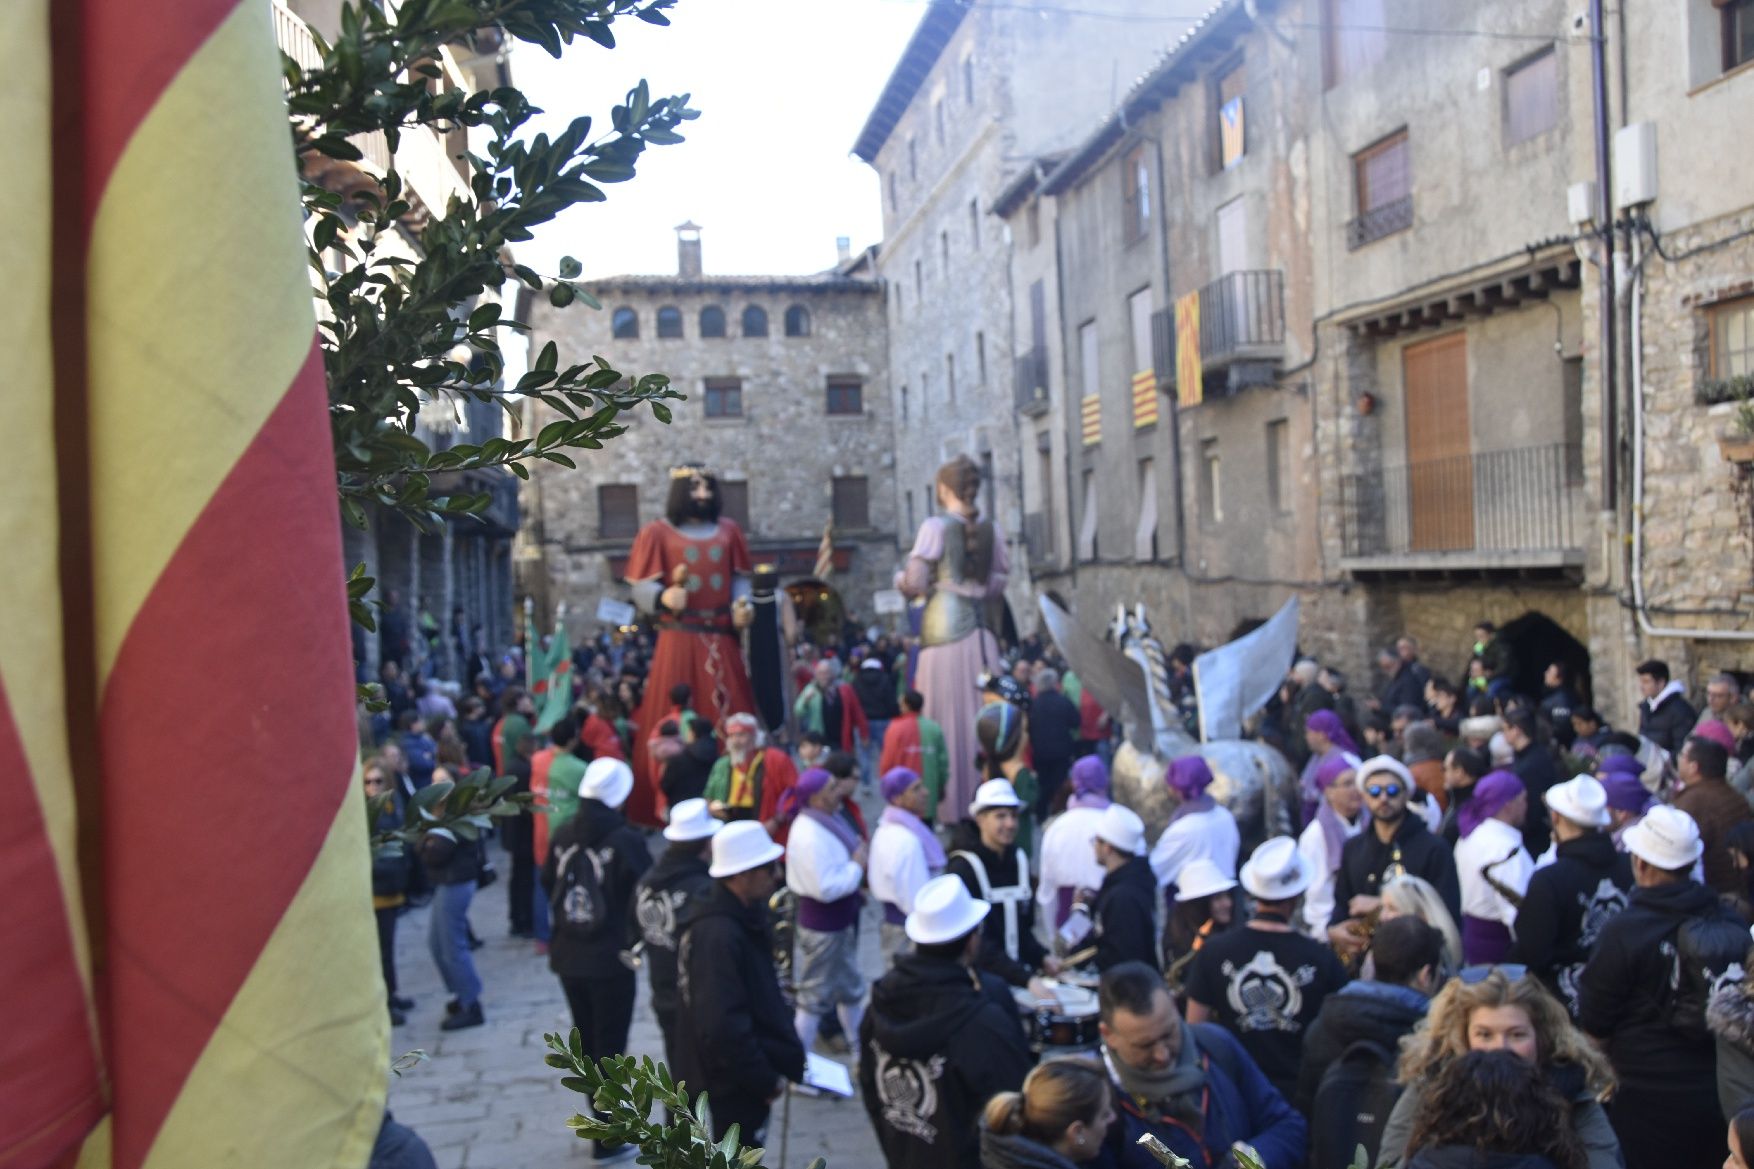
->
{"left": 1077, "top": 470, "right": 1099, "bottom": 561}
{"left": 720, "top": 480, "right": 750, "bottom": 532}
{"left": 741, "top": 305, "right": 768, "bottom": 337}
{"left": 1323, "top": 0, "right": 1386, "bottom": 89}
{"left": 1350, "top": 129, "right": 1412, "bottom": 247}
{"left": 908, "top": 136, "right": 918, "bottom": 181}
{"left": 1121, "top": 145, "right": 1150, "bottom": 244}
{"left": 900, "top": 383, "right": 909, "bottom": 422}
{"left": 1505, "top": 48, "right": 1558, "bottom": 145}
{"left": 941, "top": 229, "right": 950, "bottom": 273}
{"left": 1727, "top": 0, "right": 1754, "bottom": 72}
{"left": 905, "top": 489, "right": 916, "bottom": 533}
{"left": 611, "top": 307, "right": 639, "bottom": 339}
{"left": 1265, "top": 419, "right": 1291, "bottom": 513}
{"left": 598, "top": 484, "right": 638, "bottom": 539}
{"left": 976, "top": 332, "right": 986, "bottom": 383}
{"left": 826, "top": 376, "right": 863, "bottom": 415}
{"left": 1215, "top": 60, "right": 1246, "bottom": 170}
{"left": 934, "top": 98, "right": 946, "bottom": 146}
{"left": 784, "top": 305, "right": 811, "bottom": 337}
{"left": 656, "top": 306, "right": 683, "bottom": 339}
{"left": 1079, "top": 320, "right": 1099, "bottom": 398}
{"left": 946, "top": 353, "right": 956, "bottom": 403}
{"left": 969, "top": 199, "right": 981, "bottom": 249}
{"left": 832, "top": 476, "right": 870, "bottom": 529}
{"left": 1713, "top": 297, "right": 1754, "bottom": 379}
{"left": 963, "top": 54, "right": 975, "bottom": 104}
{"left": 699, "top": 305, "right": 726, "bottom": 338}
{"left": 1200, "top": 438, "right": 1223, "bottom": 526}
{"left": 703, "top": 377, "right": 743, "bottom": 418}
{"left": 1134, "top": 459, "right": 1159, "bottom": 561}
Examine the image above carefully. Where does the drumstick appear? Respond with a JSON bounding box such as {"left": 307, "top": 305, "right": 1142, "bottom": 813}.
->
{"left": 1059, "top": 945, "right": 1098, "bottom": 968}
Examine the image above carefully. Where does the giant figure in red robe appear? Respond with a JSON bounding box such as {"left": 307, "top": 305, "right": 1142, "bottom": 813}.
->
{"left": 624, "top": 466, "right": 756, "bottom": 825}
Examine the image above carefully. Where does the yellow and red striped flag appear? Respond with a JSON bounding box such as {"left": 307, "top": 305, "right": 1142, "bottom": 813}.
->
{"left": 1, "top": 2, "right": 387, "bottom": 1166}
{"left": 814, "top": 520, "right": 835, "bottom": 581}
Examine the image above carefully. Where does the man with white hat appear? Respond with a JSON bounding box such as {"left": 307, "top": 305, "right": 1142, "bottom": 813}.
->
{"left": 868, "top": 767, "right": 946, "bottom": 963}
{"left": 1506, "top": 775, "right": 1631, "bottom": 1018}
{"left": 1327, "top": 755, "right": 1461, "bottom": 963}
{"left": 859, "top": 875, "right": 1034, "bottom": 1169}
{"left": 676, "top": 821, "right": 805, "bottom": 1144}
{"left": 1578, "top": 805, "right": 1747, "bottom": 1169}
{"left": 947, "top": 777, "right": 1058, "bottom": 988}
{"left": 631, "top": 798, "right": 722, "bottom": 1092}
{"left": 540, "top": 757, "right": 652, "bottom": 1163}
{"left": 1083, "top": 804, "right": 1157, "bottom": 971}
{"left": 1184, "top": 836, "right": 1348, "bottom": 1102}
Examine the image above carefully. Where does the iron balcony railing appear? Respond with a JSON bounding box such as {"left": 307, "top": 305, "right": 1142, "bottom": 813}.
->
{"left": 1014, "top": 347, "right": 1050, "bottom": 414}
{"left": 1347, "top": 194, "right": 1414, "bottom": 250}
{"left": 1151, "top": 270, "right": 1286, "bottom": 388}
{"left": 1340, "top": 442, "right": 1583, "bottom": 559}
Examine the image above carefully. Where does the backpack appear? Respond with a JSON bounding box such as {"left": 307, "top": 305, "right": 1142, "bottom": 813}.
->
{"left": 1310, "top": 1039, "right": 1402, "bottom": 1169}
{"left": 550, "top": 840, "right": 611, "bottom": 939}
{"left": 1664, "top": 908, "right": 1751, "bottom": 1036}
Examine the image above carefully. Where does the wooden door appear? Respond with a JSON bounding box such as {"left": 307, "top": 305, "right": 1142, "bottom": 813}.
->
{"left": 1403, "top": 332, "right": 1473, "bottom": 551}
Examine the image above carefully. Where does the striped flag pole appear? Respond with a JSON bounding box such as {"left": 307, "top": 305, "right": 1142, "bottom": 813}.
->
{"left": 65, "top": 1, "right": 387, "bottom": 1166}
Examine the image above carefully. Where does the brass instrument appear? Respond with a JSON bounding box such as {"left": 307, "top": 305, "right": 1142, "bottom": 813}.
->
{"left": 1335, "top": 905, "right": 1382, "bottom": 976}
{"left": 1480, "top": 846, "right": 1527, "bottom": 909}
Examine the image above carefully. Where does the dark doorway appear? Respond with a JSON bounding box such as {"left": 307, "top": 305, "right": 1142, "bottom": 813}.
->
{"left": 1496, "top": 611, "right": 1591, "bottom": 706}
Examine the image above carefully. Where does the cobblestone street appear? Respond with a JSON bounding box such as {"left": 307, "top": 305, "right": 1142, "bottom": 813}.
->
{"left": 387, "top": 833, "right": 889, "bottom": 1169}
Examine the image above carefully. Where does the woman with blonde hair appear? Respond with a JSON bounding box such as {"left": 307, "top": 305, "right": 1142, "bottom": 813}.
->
{"left": 1380, "top": 873, "right": 1464, "bottom": 980}
{"left": 980, "top": 1058, "right": 1115, "bottom": 1169}
{"left": 1377, "top": 967, "right": 1620, "bottom": 1169}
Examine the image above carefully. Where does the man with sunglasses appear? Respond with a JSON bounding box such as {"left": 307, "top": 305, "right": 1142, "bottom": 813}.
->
{"left": 1327, "top": 756, "right": 1460, "bottom": 962}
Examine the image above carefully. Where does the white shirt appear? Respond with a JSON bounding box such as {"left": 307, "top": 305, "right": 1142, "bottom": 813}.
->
{"left": 1150, "top": 805, "right": 1240, "bottom": 888}
{"left": 785, "top": 811, "right": 864, "bottom": 904}
{"left": 1297, "top": 814, "right": 1364, "bottom": 935}
{"left": 1455, "top": 817, "right": 1532, "bottom": 929}
{"left": 869, "top": 817, "right": 937, "bottom": 914}
{"left": 1036, "top": 805, "right": 1109, "bottom": 931}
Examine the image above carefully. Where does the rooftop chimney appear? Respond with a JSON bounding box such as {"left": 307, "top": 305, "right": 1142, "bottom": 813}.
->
{"left": 835, "top": 235, "right": 852, "bottom": 264}
{"left": 676, "top": 220, "right": 702, "bottom": 278}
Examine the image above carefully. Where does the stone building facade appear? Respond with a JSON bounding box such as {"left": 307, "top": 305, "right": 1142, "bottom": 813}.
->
{"left": 521, "top": 228, "right": 895, "bottom": 639}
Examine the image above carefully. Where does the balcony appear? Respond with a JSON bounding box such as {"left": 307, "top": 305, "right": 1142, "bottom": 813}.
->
{"left": 1151, "top": 270, "right": 1286, "bottom": 397}
{"left": 1339, "top": 442, "right": 1585, "bottom": 577}
{"left": 1347, "top": 194, "right": 1414, "bottom": 250}
{"left": 1014, "top": 347, "right": 1050, "bottom": 416}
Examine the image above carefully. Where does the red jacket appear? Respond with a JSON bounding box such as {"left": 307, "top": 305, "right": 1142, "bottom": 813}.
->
{"left": 580, "top": 712, "right": 624, "bottom": 761}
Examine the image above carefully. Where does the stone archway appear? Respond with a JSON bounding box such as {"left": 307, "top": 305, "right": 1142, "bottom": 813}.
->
{"left": 1497, "top": 610, "right": 1592, "bottom": 705}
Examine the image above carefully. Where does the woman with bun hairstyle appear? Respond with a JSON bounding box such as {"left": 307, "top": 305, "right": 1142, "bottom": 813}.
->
{"left": 980, "top": 1058, "right": 1115, "bottom": 1169}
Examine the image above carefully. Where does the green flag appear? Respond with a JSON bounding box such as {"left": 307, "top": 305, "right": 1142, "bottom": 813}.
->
{"left": 532, "top": 608, "right": 573, "bottom": 734}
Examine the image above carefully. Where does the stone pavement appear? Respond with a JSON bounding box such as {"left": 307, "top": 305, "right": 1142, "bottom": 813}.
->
{"left": 387, "top": 831, "right": 892, "bottom": 1169}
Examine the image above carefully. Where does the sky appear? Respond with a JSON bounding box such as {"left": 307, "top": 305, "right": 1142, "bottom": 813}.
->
{"left": 513, "top": 0, "right": 926, "bottom": 281}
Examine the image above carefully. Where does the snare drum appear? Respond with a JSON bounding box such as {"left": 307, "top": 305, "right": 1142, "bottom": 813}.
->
{"left": 1012, "top": 982, "right": 1101, "bottom": 1054}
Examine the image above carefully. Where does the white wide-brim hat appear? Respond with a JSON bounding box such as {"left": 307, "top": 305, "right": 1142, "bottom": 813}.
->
{"left": 1094, "top": 804, "right": 1146, "bottom": 856}
{"left": 1623, "top": 805, "right": 1704, "bottom": 870}
{"left": 708, "top": 820, "right": 785, "bottom": 878}
{"left": 1174, "top": 857, "right": 1237, "bottom": 901}
{"left": 905, "top": 874, "right": 991, "bottom": 945}
{"left": 1357, "top": 755, "right": 1414, "bottom": 790}
{"left": 663, "top": 797, "right": 723, "bottom": 842}
{"left": 969, "top": 777, "right": 1023, "bottom": 817}
{"left": 1544, "top": 776, "right": 1611, "bottom": 829}
{"left": 581, "top": 757, "right": 634, "bottom": 809}
{"left": 1240, "top": 836, "right": 1311, "bottom": 901}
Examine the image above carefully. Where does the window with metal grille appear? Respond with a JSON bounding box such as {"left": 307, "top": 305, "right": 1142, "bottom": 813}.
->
{"left": 1350, "top": 129, "right": 1412, "bottom": 247}
{"left": 741, "top": 305, "right": 768, "bottom": 337}
{"left": 832, "top": 476, "right": 869, "bottom": 529}
{"left": 1505, "top": 48, "right": 1558, "bottom": 145}
{"left": 699, "top": 305, "right": 726, "bottom": 338}
{"left": 611, "top": 307, "right": 639, "bottom": 339}
{"left": 826, "top": 376, "right": 863, "bottom": 415}
{"left": 704, "top": 377, "right": 743, "bottom": 418}
{"left": 598, "top": 484, "right": 638, "bottom": 539}
{"left": 656, "top": 306, "right": 683, "bottom": 339}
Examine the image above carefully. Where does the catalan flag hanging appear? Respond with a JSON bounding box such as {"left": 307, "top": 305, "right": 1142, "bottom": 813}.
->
{"left": 1130, "top": 369, "right": 1159, "bottom": 429}
{"left": 1175, "top": 290, "right": 1204, "bottom": 408}
{"left": 1080, "top": 394, "right": 1103, "bottom": 446}
{"left": 3, "top": 1, "right": 388, "bottom": 1166}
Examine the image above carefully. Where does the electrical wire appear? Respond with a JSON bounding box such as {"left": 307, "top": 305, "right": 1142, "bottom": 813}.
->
{"left": 1634, "top": 213, "right": 1754, "bottom": 265}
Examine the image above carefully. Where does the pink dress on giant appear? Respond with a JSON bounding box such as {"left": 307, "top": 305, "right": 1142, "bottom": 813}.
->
{"left": 897, "top": 511, "right": 1008, "bottom": 826}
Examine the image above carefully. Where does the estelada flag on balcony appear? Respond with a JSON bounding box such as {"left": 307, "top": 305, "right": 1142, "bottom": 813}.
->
{"left": 1175, "top": 290, "right": 1203, "bottom": 407}
{"left": 0, "top": 1, "right": 387, "bottom": 1166}
{"left": 1130, "top": 369, "right": 1158, "bottom": 429}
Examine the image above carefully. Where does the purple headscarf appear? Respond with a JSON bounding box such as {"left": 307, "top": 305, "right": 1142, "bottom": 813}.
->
{"left": 1693, "top": 720, "right": 1738, "bottom": 754}
{"left": 1458, "top": 770, "right": 1526, "bottom": 838}
{"left": 1306, "top": 709, "right": 1361, "bottom": 755}
{"left": 1312, "top": 752, "right": 1365, "bottom": 871}
{"left": 881, "top": 766, "right": 921, "bottom": 803}
{"left": 1598, "top": 755, "right": 1653, "bottom": 813}
{"left": 1166, "top": 756, "right": 1216, "bottom": 821}
{"left": 1069, "top": 755, "right": 1111, "bottom": 810}
{"left": 878, "top": 767, "right": 946, "bottom": 868}
{"left": 776, "top": 766, "right": 835, "bottom": 823}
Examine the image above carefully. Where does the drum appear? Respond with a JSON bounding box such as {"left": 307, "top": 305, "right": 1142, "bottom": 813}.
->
{"left": 1012, "top": 982, "right": 1101, "bottom": 1054}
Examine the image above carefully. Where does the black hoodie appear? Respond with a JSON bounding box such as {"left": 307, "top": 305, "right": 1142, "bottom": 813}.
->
{"left": 859, "top": 952, "right": 1034, "bottom": 1169}
{"left": 540, "top": 799, "right": 651, "bottom": 979}
{"left": 1506, "top": 832, "right": 1632, "bottom": 1015}
{"left": 1091, "top": 855, "right": 1158, "bottom": 971}
{"left": 1294, "top": 979, "right": 1430, "bottom": 1115}
{"left": 629, "top": 841, "right": 716, "bottom": 1025}
{"left": 946, "top": 821, "right": 1048, "bottom": 987}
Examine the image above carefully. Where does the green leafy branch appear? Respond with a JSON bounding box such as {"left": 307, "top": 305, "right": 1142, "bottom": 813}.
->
{"left": 367, "top": 767, "right": 534, "bottom": 853}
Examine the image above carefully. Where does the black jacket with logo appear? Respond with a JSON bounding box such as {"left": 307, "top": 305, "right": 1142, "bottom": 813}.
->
{"left": 1091, "top": 856, "right": 1158, "bottom": 971}
{"left": 1506, "top": 832, "right": 1632, "bottom": 1014}
{"left": 629, "top": 841, "right": 715, "bottom": 1025}
{"left": 858, "top": 952, "right": 1033, "bottom": 1169}
{"left": 1329, "top": 815, "right": 1460, "bottom": 930}
{"left": 540, "top": 798, "right": 651, "bottom": 979}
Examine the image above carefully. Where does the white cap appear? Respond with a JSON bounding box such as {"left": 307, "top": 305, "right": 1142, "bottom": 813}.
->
{"left": 1357, "top": 755, "right": 1414, "bottom": 790}
{"left": 708, "top": 820, "right": 785, "bottom": 878}
{"left": 1459, "top": 715, "right": 1501, "bottom": 741}
{"left": 1623, "top": 805, "right": 1704, "bottom": 871}
{"left": 580, "top": 757, "right": 634, "bottom": 809}
{"left": 905, "top": 874, "right": 991, "bottom": 944}
{"left": 1175, "top": 858, "right": 1237, "bottom": 901}
{"left": 663, "top": 798, "right": 723, "bottom": 842}
{"left": 1544, "top": 776, "right": 1611, "bottom": 829}
{"left": 1094, "top": 804, "right": 1147, "bottom": 855}
{"left": 862, "top": 658, "right": 883, "bottom": 669}
{"left": 969, "top": 778, "right": 1023, "bottom": 817}
{"left": 1240, "top": 836, "right": 1311, "bottom": 901}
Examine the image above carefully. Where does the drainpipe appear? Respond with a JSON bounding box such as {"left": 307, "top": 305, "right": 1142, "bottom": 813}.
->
{"left": 1589, "top": 0, "right": 1616, "bottom": 510}
{"left": 1152, "top": 133, "right": 1187, "bottom": 570}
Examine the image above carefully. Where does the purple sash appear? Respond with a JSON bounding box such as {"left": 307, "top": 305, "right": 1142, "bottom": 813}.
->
{"left": 880, "top": 805, "right": 947, "bottom": 868}
{"left": 798, "top": 806, "right": 863, "bottom": 932}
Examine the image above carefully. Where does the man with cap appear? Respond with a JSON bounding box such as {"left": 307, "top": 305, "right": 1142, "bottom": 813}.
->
{"left": 1037, "top": 754, "right": 1112, "bottom": 932}
{"left": 675, "top": 820, "right": 805, "bottom": 1143}
{"left": 1507, "top": 775, "right": 1632, "bottom": 1018}
{"left": 868, "top": 766, "right": 946, "bottom": 962}
{"left": 785, "top": 765, "right": 870, "bottom": 1054}
{"left": 631, "top": 798, "right": 721, "bottom": 1093}
{"left": 1082, "top": 804, "right": 1157, "bottom": 971}
{"left": 947, "top": 777, "right": 1059, "bottom": 989}
{"left": 1579, "top": 805, "right": 1740, "bottom": 1169}
{"left": 1149, "top": 756, "right": 1241, "bottom": 893}
{"left": 540, "top": 757, "right": 652, "bottom": 1163}
{"left": 1328, "top": 755, "right": 1461, "bottom": 963}
{"left": 703, "top": 711, "right": 798, "bottom": 839}
{"left": 1184, "top": 837, "right": 1349, "bottom": 1102}
{"left": 859, "top": 875, "right": 1034, "bottom": 1169}
{"left": 1451, "top": 770, "right": 1533, "bottom": 964}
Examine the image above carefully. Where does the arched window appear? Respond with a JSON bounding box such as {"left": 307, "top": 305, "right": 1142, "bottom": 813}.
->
{"left": 656, "top": 305, "right": 684, "bottom": 339}
{"left": 784, "top": 305, "right": 812, "bottom": 337}
{"left": 699, "top": 305, "right": 726, "bottom": 338}
{"left": 741, "top": 305, "right": 769, "bottom": 337}
{"left": 611, "top": 307, "right": 639, "bottom": 339}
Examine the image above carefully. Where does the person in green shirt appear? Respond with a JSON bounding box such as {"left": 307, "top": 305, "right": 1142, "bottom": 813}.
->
{"left": 879, "top": 690, "right": 950, "bottom": 823}
{"left": 540, "top": 715, "right": 589, "bottom": 834}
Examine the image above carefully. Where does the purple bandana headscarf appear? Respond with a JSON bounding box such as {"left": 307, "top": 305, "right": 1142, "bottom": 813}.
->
{"left": 1598, "top": 756, "right": 1653, "bottom": 814}
{"left": 1166, "top": 756, "right": 1216, "bottom": 821}
{"left": 1312, "top": 751, "right": 1365, "bottom": 871}
{"left": 1069, "top": 755, "right": 1111, "bottom": 810}
{"left": 1458, "top": 770, "right": 1525, "bottom": 838}
{"left": 881, "top": 766, "right": 921, "bottom": 803}
{"left": 1305, "top": 709, "right": 1360, "bottom": 755}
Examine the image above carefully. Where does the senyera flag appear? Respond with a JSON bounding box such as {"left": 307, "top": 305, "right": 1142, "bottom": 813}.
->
{"left": 1, "top": 1, "right": 388, "bottom": 1166}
